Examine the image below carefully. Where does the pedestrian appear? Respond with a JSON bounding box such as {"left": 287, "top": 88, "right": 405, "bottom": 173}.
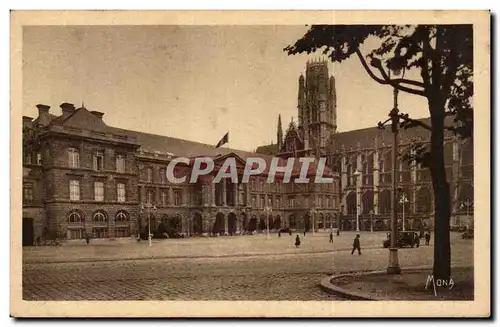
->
{"left": 425, "top": 232, "right": 431, "bottom": 246}
{"left": 278, "top": 231, "right": 281, "bottom": 238}
{"left": 351, "top": 234, "right": 361, "bottom": 255}
{"left": 414, "top": 232, "right": 420, "bottom": 248}
{"left": 336, "top": 228, "right": 340, "bottom": 236}
{"left": 289, "top": 230, "right": 292, "bottom": 236}
{"left": 295, "top": 234, "right": 301, "bottom": 248}
{"left": 85, "top": 235, "right": 90, "bottom": 245}
{"left": 329, "top": 231, "right": 333, "bottom": 243}
{"left": 303, "top": 230, "right": 306, "bottom": 237}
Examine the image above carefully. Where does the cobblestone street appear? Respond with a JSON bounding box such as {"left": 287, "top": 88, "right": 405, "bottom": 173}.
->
{"left": 23, "top": 232, "right": 473, "bottom": 301}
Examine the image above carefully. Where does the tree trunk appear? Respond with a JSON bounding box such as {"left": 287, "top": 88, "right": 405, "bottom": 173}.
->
{"left": 429, "top": 104, "right": 452, "bottom": 281}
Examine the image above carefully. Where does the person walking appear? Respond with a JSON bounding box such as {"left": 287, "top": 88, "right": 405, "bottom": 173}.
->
{"left": 336, "top": 228, "right": 340, "bottom": 236}
{"left": 351, "top": 234, "right": 361, "bottom": 255}
{"left": 425, "top": 232, "right": 431, "bottom": 246}
{"left": 85, "top": 234, "right": 90, "bottom": 245}
{"left": 295, "top": 234, "right": 301, "bottom": 248}
{"left": 278, "top": 231, "right": 281, "bottom": 238}
{"left": 329, "top": 232, "right": 334, "bottom": 243}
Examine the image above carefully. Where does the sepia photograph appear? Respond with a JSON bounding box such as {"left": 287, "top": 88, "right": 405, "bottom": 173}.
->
{"left": 10, "top": 10, "right": 490, "bottom": 318}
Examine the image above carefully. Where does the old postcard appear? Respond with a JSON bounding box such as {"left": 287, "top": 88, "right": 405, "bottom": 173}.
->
{"left": 11, "top": 10, "right": 490, "bottom": 318}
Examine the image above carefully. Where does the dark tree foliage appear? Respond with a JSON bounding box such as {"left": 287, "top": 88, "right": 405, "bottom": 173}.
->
{"left": 285, "top": 25, "right": 473, "bottom": 281}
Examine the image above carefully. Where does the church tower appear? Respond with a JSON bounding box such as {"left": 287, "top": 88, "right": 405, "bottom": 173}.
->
{"left": 297, "top": 59, "right": 337, "bottom": 155}
{"left": 277, "top": 114, "right": 283, "bottom": 151}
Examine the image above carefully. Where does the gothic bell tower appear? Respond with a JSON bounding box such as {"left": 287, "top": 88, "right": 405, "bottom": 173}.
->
{"left": 297, "top": 59, "right": 337, "bottom": 155}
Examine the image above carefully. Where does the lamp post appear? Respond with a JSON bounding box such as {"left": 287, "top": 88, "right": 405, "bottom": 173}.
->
{"left": 141, "top": 202, "right": 157, "bottom": 247}
{"left": 399, "top": 192, "right": 409, "bottom": 231}
{"left": 369, "top": 209, "right": 374, "bottom": 233}
{"left": 310, "top": 207, "right": 317, "bottom": 234}
{"left": 377, "top": 87, "right": 405, "bottom": 275}
{"left": 460, "top": 198, "right": 474, "bottom": 230}
{"left": 353, "top": 169, "right": 362, "bottom": 232}
{"left": 263, "top": 206, "right": 272, "bottom": 239}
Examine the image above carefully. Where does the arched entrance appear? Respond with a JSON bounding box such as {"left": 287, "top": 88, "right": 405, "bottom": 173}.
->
{"left": 346, "top": 192, "right": 356, "bottom": 215}
{"left": 374, "top": 219, "right": 385, "bottom": 231}
{"left": 259, "top": 215, "right": 266, "bottom": 231}
{"left": 289, "top": 215, "right": 296, "bottom": 229}
{"left": 228, "top": 212, "right": 237, "bottom": 235}
{"left": 303, "top": 214, "right": 311, "bottom": 232}
{"left": 273, "top": 215, "right": 281, "bottom": 230}
{"left": 343, "top": 220, "right": 352, "bottom": 231}
{"left": 241, "top": 213, "right": 248, "bottom": 232}
{"left": 193, "top": 212, "right": 203, "bottom": 235}
{"left": 412, "top": 218, "right": 423, "bottom": 231}
{"left": 213, "top": 212, "right": 225, "bottom": 235}
{"left": 248, "top": 215, "right": 257, "bottom": 232}
{"left": 319, "top": 213, "right": 325, "bottom": 230}
{"left": 170, "top": 214, "right": 182, "bottom": 233}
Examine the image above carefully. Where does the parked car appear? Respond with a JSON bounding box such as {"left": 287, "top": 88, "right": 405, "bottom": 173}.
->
{"left": 279, "top": 228, "right": 291, "bottom": 234}
{"left": 383, "top": 231, "right": 420, "bottom": 248}
{"left": 461, "top": 229, "right": 474, "bottom": 239}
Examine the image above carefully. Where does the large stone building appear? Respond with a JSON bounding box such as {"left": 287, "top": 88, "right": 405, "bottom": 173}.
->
{"left": 257, "top": 60, "right": 474, "bottom": 232}
{"left": 22, "top": 102, "right": 340, "bottom": 245}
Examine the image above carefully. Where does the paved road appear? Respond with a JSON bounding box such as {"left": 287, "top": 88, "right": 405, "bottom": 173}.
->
{"left": 23, "top": 233, "right": 473, "bottom": 301}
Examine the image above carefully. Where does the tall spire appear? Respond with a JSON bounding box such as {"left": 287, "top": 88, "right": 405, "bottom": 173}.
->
{"left": 277, "top": 114, "right": 283, "bottom": 151}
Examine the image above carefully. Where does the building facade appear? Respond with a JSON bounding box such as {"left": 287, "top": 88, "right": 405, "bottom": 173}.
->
{"left": 257, "top": 60, "right": 475, "bottom": 232}
{"left": 22, "top": 103, "right": 340, "bottom": 245}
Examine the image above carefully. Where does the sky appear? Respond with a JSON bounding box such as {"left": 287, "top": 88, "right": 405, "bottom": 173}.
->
{"left": 22, "top": 25, "right": 429, "bottom": 152}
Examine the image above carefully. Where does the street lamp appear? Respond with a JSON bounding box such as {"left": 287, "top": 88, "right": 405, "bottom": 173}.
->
{"left": 377, "top": 86, "right": 405, "bottom": 275}
{"left": 353, "top": 169, "right": 362, "bottom": 232}
{"left": 310, "top": 207, "right": 317, "bottom": 234}
{"left": 263, "top": 206, "right": 272, "bottom": 239}
{"left": 399, "top": 192, "right": 409, "bottom": 231}
{"left": 460, "top": 198, "right": 474, "bottom": 230}
{"left": 369, "top": 209, "right": 374, "bottom": 233}
{"left": 141, "top": 203, "right": 157, "bottom": 247}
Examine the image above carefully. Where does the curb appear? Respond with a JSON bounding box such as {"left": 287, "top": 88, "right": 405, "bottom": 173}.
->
{"left": 319, "top": 265, "right": 471, "bottom": 301}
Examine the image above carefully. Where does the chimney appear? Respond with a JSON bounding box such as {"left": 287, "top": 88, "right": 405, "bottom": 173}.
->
{"left": 36, "top": 104, "right": 50, "bottom": 126}
{"left": 90, "top": 111, "right": 105, "bottom": 120}
{"left": 60, "top": 102, "right": 76, "bottom": 119}
{"left": 22, "top": 116, "right": 33, "bottom": 128}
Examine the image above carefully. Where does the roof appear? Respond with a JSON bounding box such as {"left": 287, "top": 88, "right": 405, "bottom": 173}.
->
{"left": 255, "top": 144, "right": 278, "bottom": 156}
{"left": 331, "top": 116, "right": 455, "bottom": 151}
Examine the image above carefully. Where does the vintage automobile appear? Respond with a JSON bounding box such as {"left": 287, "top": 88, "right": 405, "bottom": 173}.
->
{"left": 461, "top": 229, "right": 474, "bottom": 239}
{"left": 383, "top": 231, "right": 420, "bottom": 248}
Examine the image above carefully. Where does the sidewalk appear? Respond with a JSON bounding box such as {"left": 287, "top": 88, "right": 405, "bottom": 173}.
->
{"left": 23, "top": 231, "right": 388, "bottom": 264}
{"left": 320, "top": 266, "right": 474, "bottom": 301}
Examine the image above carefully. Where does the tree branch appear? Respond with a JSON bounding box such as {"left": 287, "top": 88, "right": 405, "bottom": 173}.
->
{"left": 400, "top": 115, "right": 433, "bottom": 131}
{"left": 355, "top": 49, "right": 426, "bottom": 97}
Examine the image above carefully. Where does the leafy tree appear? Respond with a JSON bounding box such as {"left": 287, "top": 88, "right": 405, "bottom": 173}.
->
{"left": 285, "top": 25, "right": 473, "bottom": 281}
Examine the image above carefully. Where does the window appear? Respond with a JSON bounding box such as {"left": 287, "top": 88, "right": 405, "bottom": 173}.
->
{"left": 117, "top": 183, "right": 126, "bottom": 202}
{"left": 116, "top": 154, "right": 125, "bottom": 173}
{"left": 69, "top": 180, "right": 80, "bottom": 201}
{"left": 276, "top": 196, "right": 281, "bottom": 208}
{"left": 268, "top": 196, "right": 272, "bottom": 207}
{"left": 92, "top": 227, "right": 108, "bottom": 238}
{"left": 68, "top": 148, "right": 80, "bottom": 168}
{"left": 174, "top": 190, "right": 182, "bottom": 206}
{"left": 68, "top": 211, "right": 83, "bottom": 223}
{"left": 160, "top": 168, "right": 166, "bottom": 183}
{"left": 92, "top": 211, "right": 107, "bottom": 223}
{"left": 260, "top": 195, "right": 265, "bottom": 208}
{"left": 68, "top": 229, "right": 85, "bottom": 240}
{"left": 94, "top": 182, "right": 104, "bottom": 201}
{"left": 161, "top": 190, "right": 168, "bottom": 206}
{"left": 116, "top": 211, "right": 129, "bottom": 222}
{"left": 252, "top": 195, "right": 257, "bottom": 208}
{"left": 147, "top": 167, "right": 153, "bottom": 183}
{"left": 23, "top": 183, "right": 33, "bottom": 202}
{"left": 25, "top": 153, "right": 32, "bottom": 165}
{"left": 93, "top": 150, "right": 104, "bottom": 171}
{"left": 147, "top": 189, "right": 154, "bottom": 204}
{"left": 115, "top": 227, "right": 129, "bottom": 238}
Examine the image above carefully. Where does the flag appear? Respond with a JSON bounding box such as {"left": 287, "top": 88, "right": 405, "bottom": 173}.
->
{"left": 215, "top": 132, "right": 229, "bottom": 148}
